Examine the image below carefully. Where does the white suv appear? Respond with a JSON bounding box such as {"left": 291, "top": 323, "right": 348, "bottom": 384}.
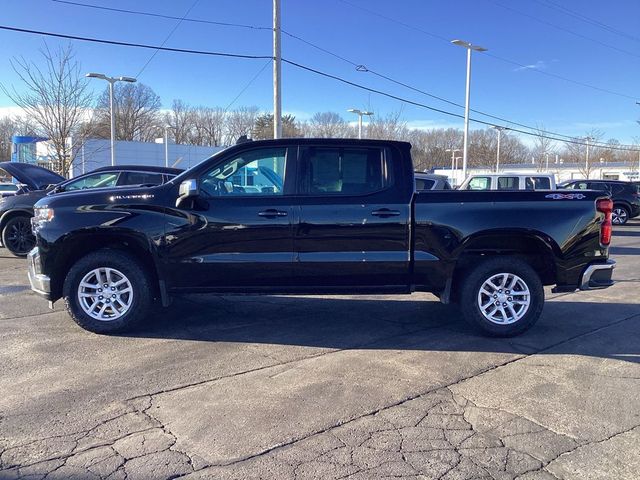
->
{"left": 459, "top": 174, "right": 556, "bottom": 191}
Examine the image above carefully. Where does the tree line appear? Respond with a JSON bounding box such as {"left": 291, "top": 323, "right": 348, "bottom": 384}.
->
{"left": 1, "top": 45, "right": 638, "bottom": 176}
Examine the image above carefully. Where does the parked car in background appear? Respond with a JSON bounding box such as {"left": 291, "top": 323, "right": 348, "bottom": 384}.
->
{"left": 561, "top": 179, "right": 640, "bottom": 225}
{"left": 414, "top": 172, "right": 452, "bottom": 190}
{"left": 28, "top": 138, "right": 614, "bottom": 337}
{"left": 0, "top": 163, "right": 183, "bottom": 256}
{"left": 459, "top": 173, "right": 556, "bottom": 191}
{"left": 0, "top": 183, "right": 19, "bottom": 198}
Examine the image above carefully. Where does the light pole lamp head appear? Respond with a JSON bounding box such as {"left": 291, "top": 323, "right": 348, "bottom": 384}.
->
{"left": 451, "top": 39, "right": 487, "bottom": 52}
{"left": 85, "top": 72, "right": 107, "bottom": 80}
{"left": 118, "top": 76, "right": 137, "bottom": 83}
{"left": 347, "top": 108, "right": 361, "bottom": 115}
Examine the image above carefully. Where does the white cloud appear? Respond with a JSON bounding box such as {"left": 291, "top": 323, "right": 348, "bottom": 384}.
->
{"left": 405, "top": 119, "right": 462, "bottom": 131}
{"left": 514, "top": 60, "right": 548, "bottom": 72}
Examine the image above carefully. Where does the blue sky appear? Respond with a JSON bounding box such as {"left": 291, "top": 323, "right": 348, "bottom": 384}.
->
{"left": 1, "top": 0, "right": 639, "bottom": 144}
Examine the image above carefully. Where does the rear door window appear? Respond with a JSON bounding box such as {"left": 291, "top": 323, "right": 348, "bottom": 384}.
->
{"left": 119, "top": 171, "right": 164, "bottom": 186}
{"left": 497, "top": 177, "right": 519, "bottom": 190}
{"left": 301, "top": 146, "right": 391, "bottom": 196}
{"left": 587, "top": 182, "right": 609, "bottom": 192}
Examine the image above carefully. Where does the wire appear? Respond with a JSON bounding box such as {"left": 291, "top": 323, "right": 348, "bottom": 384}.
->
{"left": 337, "top": 0, "right": 637, "bottom": 101}
{"left": 224, "top": 59, "right": 271, "bottom": 112}
{"left": 0, "top": 23, "right": 638, "bottom": 151}
{"left": 51, "top": 0, "right": 271, "bottom": 31}
{"left": 487, "top": 0, "right": 640, "bottom": 60}
{"left": 0, "top": 25, "right": 272, "bottom": 60}
{"left": 532, "top": 0, "right": 640, "bottom": 44}
{"left": 136, "top": 0, "right": 202, "bottom": 78}
{"left": 47, "top": 0, "right": 616, "bottom": 142}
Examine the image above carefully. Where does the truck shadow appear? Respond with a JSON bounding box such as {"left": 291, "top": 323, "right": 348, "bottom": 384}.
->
{"left": 125, "top": 294, "right": 640, "bottom": 364}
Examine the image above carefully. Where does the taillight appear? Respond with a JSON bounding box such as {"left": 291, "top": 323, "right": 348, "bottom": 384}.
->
{"left": 596, "top": 198, "right": 613, "bottom": 246}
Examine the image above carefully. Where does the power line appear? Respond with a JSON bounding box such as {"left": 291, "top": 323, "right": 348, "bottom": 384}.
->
{"left": 532, "top": 0, "right": 640, "bottom": 45}
{"left": 224, "top": 59, "right": 271, "bottom": 112}
{"left": 488, "top": 0, "right": 640, "bottom": 60}
{"left": 136, "top": 0, "right": 201, "bottom": 78}
{"left": 46, "top": 0, "right": 615, "bottom": 142}
{"left": 0, "top": 23, "right": 638, "bottom": 152}
{"left": 0, "top": 25, "right": 272, "bottom": 60}
{"left": 337, "top": 0, "right": 637, "bottom": 101}
{"left": 51, "top": 0, "right": 270, "bottom": 31}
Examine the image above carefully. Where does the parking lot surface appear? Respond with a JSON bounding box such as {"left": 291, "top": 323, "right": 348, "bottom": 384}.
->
{"left": 0, "top": 222, "right": 639, "bottom": 480}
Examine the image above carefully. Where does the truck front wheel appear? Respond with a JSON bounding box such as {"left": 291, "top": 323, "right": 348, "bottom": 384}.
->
{"left": 459, "top": 257, "right": 544, "bottom": 337}
{"left": 63, "top": 250, "right": 152, "bottom": 334}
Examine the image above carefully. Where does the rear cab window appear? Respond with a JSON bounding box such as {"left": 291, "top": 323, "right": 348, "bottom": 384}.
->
{"left": 415, "top": 178, "right": 435, "bottom": 191}
{"left": 525, "top": 177, "right": 551, "bottom": 190}
{"left": 64, "top": 172, "right": 120, "bottom": 191}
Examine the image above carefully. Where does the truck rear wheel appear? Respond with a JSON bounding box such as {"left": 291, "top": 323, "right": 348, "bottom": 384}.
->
{"left": 63, "top": 249, "right": 152, "bottom": 334}
{"left": 459, "top": 257, "right": 544, "bottom": 337}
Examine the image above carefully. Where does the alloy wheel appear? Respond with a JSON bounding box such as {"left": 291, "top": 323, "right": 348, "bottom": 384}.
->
{"left": 477, "top": 272, "right": 531, "bottom": 325}
{"left": 77, "top": 267, "right": 134, "bottom": 321}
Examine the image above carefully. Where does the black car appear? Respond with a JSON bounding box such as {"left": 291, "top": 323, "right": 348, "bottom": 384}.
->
{"left": 0, "top": 163, "right": 183, "bottom": 256}
{"left": 28, "top": 138, "right": 615, "bottom": 337}
{"left": 562, "top": 179, "right": 640, "bottom": 225}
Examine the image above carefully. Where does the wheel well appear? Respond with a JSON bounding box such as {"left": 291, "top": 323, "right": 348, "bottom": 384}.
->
{"left": 613, "top": 202, "right": 630, "bottom": 211}
{"left": 51, "top": 235, "right": 161, "bottom": 302}
{"left": 0, "top": 210, "right": 33, "bottom": 232}
{"left": 449, "top": 235, "right": 557, "bottom": 303}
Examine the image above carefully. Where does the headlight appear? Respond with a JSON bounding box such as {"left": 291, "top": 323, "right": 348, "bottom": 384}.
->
{"left": 33, "top": 207, "right": 55, "bottom": 228}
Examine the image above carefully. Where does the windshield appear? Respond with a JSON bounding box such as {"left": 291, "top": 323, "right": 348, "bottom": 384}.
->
{"left": 169, "top": 147, "right": 230, "bottom": 185}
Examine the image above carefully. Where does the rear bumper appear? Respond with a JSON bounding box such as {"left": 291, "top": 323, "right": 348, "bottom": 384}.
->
{"left": 579, "top": 259, "right": 616, "bottom": 290}
{"left": 27, "top": 247, "right": 52, "bottom": 299}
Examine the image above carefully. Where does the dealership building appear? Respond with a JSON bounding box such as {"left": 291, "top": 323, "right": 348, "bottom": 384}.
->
{"left": 10, "top": 135, "right": 223, "bottom": 177}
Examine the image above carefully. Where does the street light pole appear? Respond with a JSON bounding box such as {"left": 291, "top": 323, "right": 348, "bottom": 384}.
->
{"left": 164, "top": 126, "right": 169, "bottom": 168}
{"left": 491, "top": 126, "right": 508, "bottom": 172}
{"left": 445, "top": 148, "right": 460, "bottom": 178}
{"left": 452, "top": 39, "right": 487, "bottom": 180}
{"left": 347, "top": 109, "right": 373, "bottom": 139}
{"left": 86, "top": 73, "right": 137, "bottom": 166}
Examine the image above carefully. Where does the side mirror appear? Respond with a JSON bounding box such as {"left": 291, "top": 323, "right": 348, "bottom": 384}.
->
{"left": 176, "top": 179, "right": 198, "bottom": 208}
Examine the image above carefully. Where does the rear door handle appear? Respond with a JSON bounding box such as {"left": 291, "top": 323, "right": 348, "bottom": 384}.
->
{"left": 258, "top": 209, "right": 288, "bottom": 217}
{"left": 371, "top": 209, "right": 401, "bottom": 217}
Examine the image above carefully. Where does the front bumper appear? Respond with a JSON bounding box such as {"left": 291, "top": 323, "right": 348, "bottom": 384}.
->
{"left": 579, "top": 259, "right": 616, "bottom": 290}
{"left": 27, "top": 247, "right": 52, "bottom": 299}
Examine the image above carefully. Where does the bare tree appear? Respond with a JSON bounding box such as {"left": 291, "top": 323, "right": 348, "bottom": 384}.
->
{"left": 531, "top": 124, "right": 557, "bottom": 172}
{"left": 366, "top": 110, "right": 407, "bottom": 140}
{"left": 95, "top": 82, "right": 161, "bottom": 142}
{"left": 192, "top": 106, "right": 226, "bottom": 146}
{"left": 1, "top": 44, "right": 94, "bottom": 176}
{"left": 562, "top": 129, "right": 605, "bottom": 179}
{"left": 224, "top": 106, "right": 259, "bottom": 144}
{"left": 303, "top": 112, "right": 353, "bottom": 138}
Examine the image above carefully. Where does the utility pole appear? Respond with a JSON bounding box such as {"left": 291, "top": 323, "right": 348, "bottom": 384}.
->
{"left": 585, "top": 136, "right": 593, "bottom": 179}
{"left": 273, "top": 0, "right": 282, "bottom": 139}
{"left": 451, "top": 40, "right": 487, "bottom": 180}
{"left": 491, "top": 126, "right": 508, "bottom": 172}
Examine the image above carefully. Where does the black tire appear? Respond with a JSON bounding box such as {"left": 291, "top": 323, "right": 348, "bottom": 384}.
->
{"left": 612, "top": 205, "right": 630, "bottom": 225}
{"left": 63, "top": 249, "right": 153, "bottom": 334}
{"left": 459, "top": 257, "right": 544, "bottom": 337}
{"left": 2, "top": 215, "right": 36, "bottom": 257}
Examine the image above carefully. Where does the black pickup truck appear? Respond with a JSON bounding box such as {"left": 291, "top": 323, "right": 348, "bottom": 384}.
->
{"left": 28, "top": 139, "right": 615, "bottom": 336}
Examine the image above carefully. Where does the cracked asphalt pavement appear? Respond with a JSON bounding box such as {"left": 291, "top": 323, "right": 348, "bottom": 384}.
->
{"left": 1, "top": 221, "right": 639, "bottom": 479}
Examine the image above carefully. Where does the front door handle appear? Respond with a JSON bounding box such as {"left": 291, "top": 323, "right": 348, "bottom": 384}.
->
{"left": 371, "top": 209, "right": 401, "bottom": 217}
{"left": 258, "top": 209, "right": 288, "bottom": 217}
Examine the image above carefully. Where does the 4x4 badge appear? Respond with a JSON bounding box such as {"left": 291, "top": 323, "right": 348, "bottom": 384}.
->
{"left": 545, "top": 193, "right": 586, "bottom": 200}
